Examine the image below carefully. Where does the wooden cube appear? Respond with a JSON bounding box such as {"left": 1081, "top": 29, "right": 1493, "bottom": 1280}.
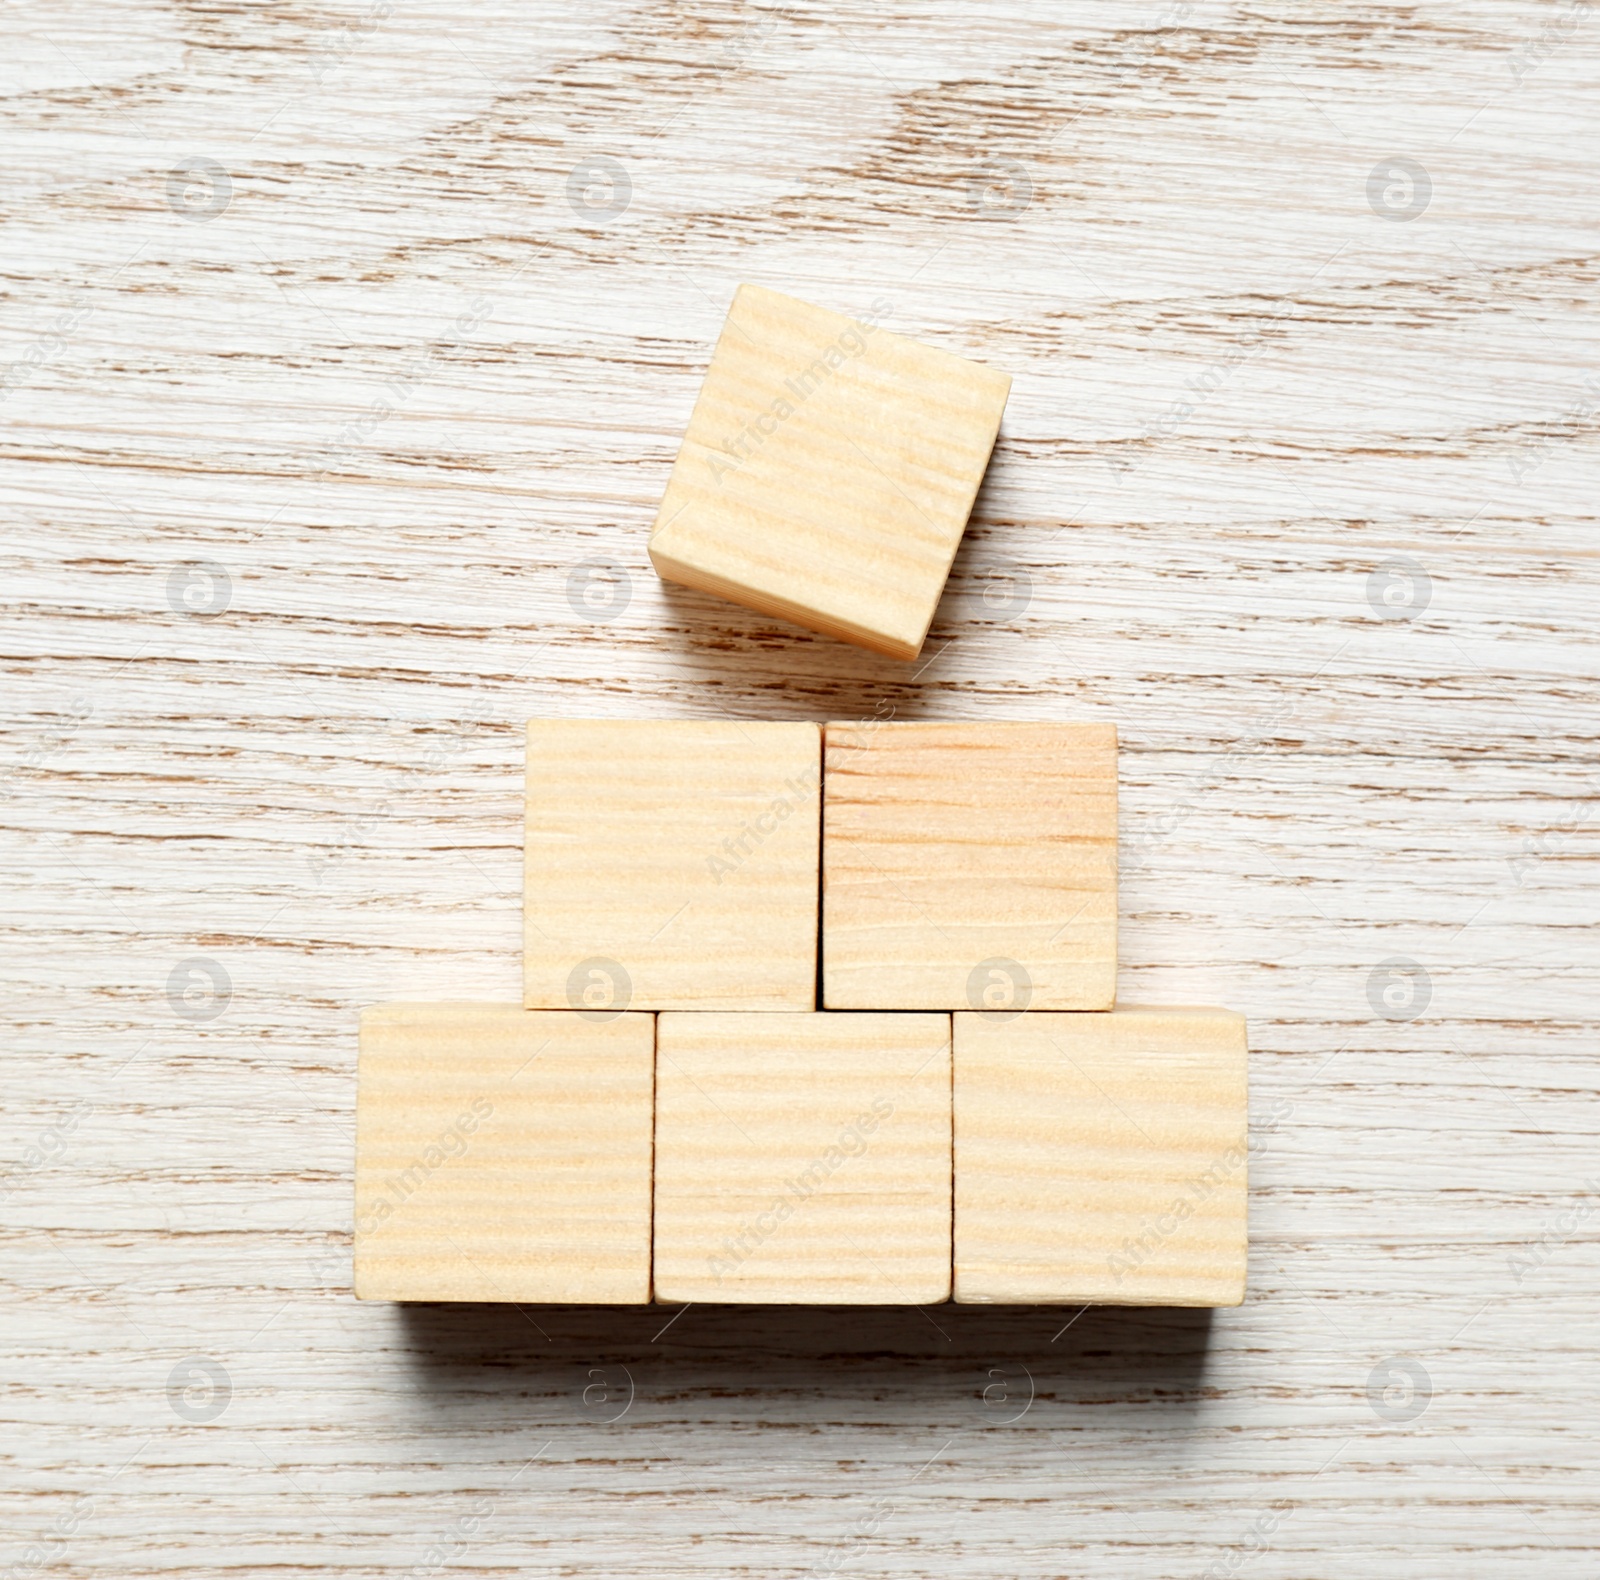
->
{"left": 354, "top": 1005, "right": 654, "bottom": 1302}
{"left": 953, "top": 1007, "right": 1249, "bottom": 1306}
{"left": 648, "top": 284, "right": 1011, "bottom": 662}
{"left": 823, "top": 721, "right": 1117, "bottom": 1011}
{"left": 653, "top": 1012, "right": 952, "bottom": 1303}
{"left": 524, "top": 719, "right": 819, "bottom": 1012}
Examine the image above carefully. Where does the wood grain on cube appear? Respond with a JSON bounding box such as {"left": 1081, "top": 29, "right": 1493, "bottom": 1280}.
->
{"left": 653, "top": 1012, "right": 952, "bottom": 1304}
{"left": 524, "top": 719, "right": 819, "bottom": 1011}
{"left": 648, "top": 284, "right": 1011, "bottom": 662}
{"left": 954, "top": 1007, "right": 1249, "bottom": 1306}
{"left": 354, "top": 1005, "right": 654, "bottom": 1303}
{"left": 823, "top": 721, "right": 1117, "bottom": 1011}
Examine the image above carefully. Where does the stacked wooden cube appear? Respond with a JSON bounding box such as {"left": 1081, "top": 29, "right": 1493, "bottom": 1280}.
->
{"left": 356, "top": 720, "right": 1248, "bottom": 1307}
{"left": 354, "top": 288, "right": 1249, "bottom": 1308}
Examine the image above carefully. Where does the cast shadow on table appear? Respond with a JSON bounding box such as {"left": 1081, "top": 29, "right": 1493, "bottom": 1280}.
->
{"left": 649, "top": 581, "right": 960, "bottom": 713}
{"left": 397, "top": 1301, "right": 1215, "bottom": 1413}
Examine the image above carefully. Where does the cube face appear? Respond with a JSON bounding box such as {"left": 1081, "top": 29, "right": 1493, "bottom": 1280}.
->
{"left": 524, "top": 719, "right": 819, "bottom": 1012}
{"left": 822, "top": 722, "right": 1117, "bottom": 1011}
{"left": 354, "top": 1005, "right": 654, "bottom": 1303}
{"left": 653, "top": 1012, "right": 952, "bottom": 1303}
{"left": 953, "top": 1008, "right": 1249, "bottom": 1306}
{"left": 648, "top": 284, "right": 1011, "bottom": 662}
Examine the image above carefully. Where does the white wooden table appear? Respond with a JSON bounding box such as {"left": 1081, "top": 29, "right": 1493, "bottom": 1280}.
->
{"left": 4, "top": 2, "right": 1598, "bottom": 1574}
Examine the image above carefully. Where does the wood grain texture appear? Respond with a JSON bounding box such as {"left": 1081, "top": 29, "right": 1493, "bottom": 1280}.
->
{"left": 649, "top": 284, "right": 1010, "bottom": 660}
{"left": 4, "top": 0, "right": 1599, "bottom": 1573}
{"left": 653, "top": 1011, "right": 951, "bottom": 1304}
{"left": 953, "top": 1007, "right": 1249, "bottom": 1306}
{"left": 823, "top": 720, "right": 1118, "bottom": 1009}
{"left": 355, "top": 1005, "right": 654, "bottom": 1302}
{"left": 524, "top": 718, "right": 819, "bottom": 1010}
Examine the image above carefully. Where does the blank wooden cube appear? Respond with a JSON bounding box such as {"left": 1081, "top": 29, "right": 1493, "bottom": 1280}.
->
{"left": 648, "top": 284, "right": 1011, "bottom": 662}
{"left": 954, "top": 1007, "right": 1249, "bottom": 1306}
{"left": 653, "top": 1012, "right": 952, "bottom": 1303}
{"left": 823, "top": 721, "right": 1117, "bottom": 1011}
{"left": 354, "top": 1005, "right": 654, "bottom": 1302}
{"left": 524, "top": 719, "right": 819, "bottom": 1012}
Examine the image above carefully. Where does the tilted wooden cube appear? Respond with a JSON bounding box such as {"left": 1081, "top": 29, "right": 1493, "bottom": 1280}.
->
{"left": 354, "top": 1005, "right": 654, "bottom": 1303}
{"left": 953, "top": 1007, "right": 1249, "bottom": 1306}
{"left": 648, "top": 284, "right": 1011, "bottom": 661}
{"left": 823, "top": 721, "right": 1117, "bottom": 1011}
{"left": 524, "top": 719, "right": 819, "bottom": 1012}
{"left": 653, "top": 1012, "right": 952, "bottom": 1303}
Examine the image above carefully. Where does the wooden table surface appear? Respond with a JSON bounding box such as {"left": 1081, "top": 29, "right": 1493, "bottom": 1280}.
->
{"left": 4, "top": 2, "right": 1597, "bottom": 1575}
